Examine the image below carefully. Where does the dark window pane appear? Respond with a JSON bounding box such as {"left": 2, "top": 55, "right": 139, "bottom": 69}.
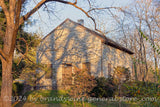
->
{"left": 108, "top": 63, "right": 111, "bottom": 77}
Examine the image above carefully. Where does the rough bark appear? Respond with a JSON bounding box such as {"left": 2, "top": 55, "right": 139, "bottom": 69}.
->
{"left": 143, "top": 42, "right": 148, "bottom": 81}
{"left": 153, "top": 47, "right": 158, "bottom": 82}
{"left": 0, "top": 26, "right": 15, "bottom": 107}
{"left": 1, "top": 57, "right": 13, "bottom": 107}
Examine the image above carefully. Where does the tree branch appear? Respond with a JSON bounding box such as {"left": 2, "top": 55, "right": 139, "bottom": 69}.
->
{"left": 0, "top": 48, "right": 9, "bottom": 61}
{"left": 19, "top": 0, "right": 47, "bottom": 26}
{"left": 16, "top": 38, "right": 28, "bottom": 65}
{"left": 19, "top": 0, "right": 104, "bottom": 34}
{"left": 74, "top": 0, "right": 77, "bottom": 4}
{"left": 9, "top": 0, "right": 22, "bottom": 56}
{"left": 88, "top": 7, "right": 131, "bottom": 15}
{"left": 9, "top": 0, "right": 16, "bottom": 25}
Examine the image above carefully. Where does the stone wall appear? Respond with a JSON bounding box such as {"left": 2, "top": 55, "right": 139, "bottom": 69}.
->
{"left": 37, "top": 19, "right": 102, "bottom": 89}
{"left": 102, "top": 44, "right": 133, "bottom": 78}
{"left": 36, "top": 19, "right": 133, "bottom": 90}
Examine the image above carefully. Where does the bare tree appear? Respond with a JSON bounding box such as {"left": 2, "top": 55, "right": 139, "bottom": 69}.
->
{"left": 113, "top": 0, "right": 160, "bottom": 82}
{"left": 0, "top": 0, "right": 123, "bottom": 106}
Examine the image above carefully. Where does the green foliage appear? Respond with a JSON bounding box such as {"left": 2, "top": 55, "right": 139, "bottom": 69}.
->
{"left": 24, "top": 90, "right": 95, "bottom": 107}
{"left": 122, "top": 81, "right": 160, "bottom": 106}
{"left": 12, "top": 59, "right": 25, "bottom": 79}
{"left": 15, "top": 33, "right": 42, "bottom": 87}
{"left": 122, "top": 81, "right": 160, "bottom": 97}
{"left": 113, "top": 66, "right": 130, "bottom": 84}
{"left": 0, "top": 82, "right": 24, "bottom": 96}
{"left": 16, "top": 29, "right": 41, "bottom": 54}
{"left": 90, "top": 77, "right": 117, "bottom": 98}
{"left": 139, "top": 29, "right": 160, "bottom": 55}
{"left": 0, "top": 58, "right": 26, "bottom": 80}
{"left": 12, "top": 82, "right": 24, "bottom": 96}
{"left": 26, "top": 90, "right": 70, "bottom": 104}
{"left": 0, "top": 9, "right": 6, "bottom": 39}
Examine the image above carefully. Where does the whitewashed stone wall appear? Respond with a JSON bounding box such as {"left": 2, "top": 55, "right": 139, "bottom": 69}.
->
{"left": 36, "top": 19, "right": 133, "bottom": 90}
{"left": 37, "top": 19, "right": 102, "bottom": 89}
{"left": 102, "top": 44, "right": 133, "bottom": 78}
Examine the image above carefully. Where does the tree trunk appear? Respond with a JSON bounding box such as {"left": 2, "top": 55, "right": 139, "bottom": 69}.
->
{"left": 133, "top": 60, "right": 138, "bottom": 81}
{"left": 153, "top": 49, "right": 158, "bottom": 82}
{"left": 0, "top": 26, "right": 15, "bottom": 107}
{"left": 143, "top": 43, "right": 148, "bottom": 81}
{"left": 1, "top": 57, "right": 13, "bottom": 107}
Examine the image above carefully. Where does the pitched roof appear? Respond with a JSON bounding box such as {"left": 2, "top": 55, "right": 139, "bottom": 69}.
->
{"left": 43, "top": 18, "right": 134, "bottom": 54}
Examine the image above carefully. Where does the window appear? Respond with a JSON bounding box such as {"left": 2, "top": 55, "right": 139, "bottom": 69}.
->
{"left": 82, "top": 62, "right": 91, "bottom": 74}
{"left": 62, "top": 63, "right": 72, "bottom": 85}
{"left": 108, "top": 63, "right": 111, "bottom": 77}
{"left": 45, "top": 64, "right": 52, "bottom": 79}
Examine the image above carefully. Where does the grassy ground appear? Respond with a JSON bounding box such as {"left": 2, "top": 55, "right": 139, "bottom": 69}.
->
{"left": 14, "top": 90, "right": 95, "bottom": 107}
{"left": 14, "top": 90, "right": 139, "bottom": 107}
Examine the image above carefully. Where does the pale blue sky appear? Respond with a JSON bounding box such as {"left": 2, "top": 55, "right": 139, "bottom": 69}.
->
{"left": 24, "top": 0, "right": 134, "bottom": 37}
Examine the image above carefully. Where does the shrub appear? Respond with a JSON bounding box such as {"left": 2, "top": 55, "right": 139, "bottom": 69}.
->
{"left": 90, "top": 77, "right": 117, "bottom": 98}
{"left": 69, "top": 70, "right": 96, "bottom": 98}
{"left": 121, "top": 81, "right": 160, "bottom": 106}
{"left": 122, "top": 81, "right": 160, "bottom": 97}
{"left": 113, "top": 66, "right": 130, "bottom": 84}
{"left": 12, "top": 82, "right": 24, "bottom": 96}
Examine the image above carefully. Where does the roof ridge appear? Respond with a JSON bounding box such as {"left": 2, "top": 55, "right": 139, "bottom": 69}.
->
{"left": 68, "top": 19, "right": 134, "bottom": 54}
{"left": 42, "top": 18, "right": 134, "bottom": 54}
{"left": 42, "top": 18, "right": 71, "bottom": 41}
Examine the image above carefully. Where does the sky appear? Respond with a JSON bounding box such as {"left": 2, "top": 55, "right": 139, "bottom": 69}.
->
{"left": 24, "top": 0, "right": 134, "bottom": 37}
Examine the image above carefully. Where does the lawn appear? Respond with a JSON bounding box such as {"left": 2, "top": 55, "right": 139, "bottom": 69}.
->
{"left": 14, "top": 90, "right": 139, "bottom": 107}
{"left": 14, "top": 90, "right": 95, "bottom": 107}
